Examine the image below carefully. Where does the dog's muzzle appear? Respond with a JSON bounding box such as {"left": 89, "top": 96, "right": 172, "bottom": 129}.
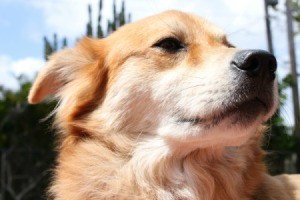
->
{"left": 231, "top": 50, "right": 277, "bottom": 81}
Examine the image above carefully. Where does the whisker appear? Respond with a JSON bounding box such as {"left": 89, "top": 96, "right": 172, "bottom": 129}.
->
{"left": 279, "top": 107, "right": 293, "bottom": 126}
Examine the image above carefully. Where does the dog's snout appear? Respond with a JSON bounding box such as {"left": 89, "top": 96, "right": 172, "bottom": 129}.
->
{"left": 231, "top": 50, "right": 277, "bottom": 80}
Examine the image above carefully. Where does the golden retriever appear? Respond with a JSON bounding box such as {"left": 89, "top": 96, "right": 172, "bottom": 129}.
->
{"left": 28, "top": 10, "right": 300, "bottom": 200}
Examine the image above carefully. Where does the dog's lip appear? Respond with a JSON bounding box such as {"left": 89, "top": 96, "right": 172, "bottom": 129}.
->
{"left": 177, "top": 97, "right": 268, "bottom": 125}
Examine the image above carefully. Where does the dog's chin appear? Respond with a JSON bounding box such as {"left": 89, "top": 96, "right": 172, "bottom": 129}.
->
{"left": 161, "top": 97, "right": 275, "bottom": 150}
{"left": 177, "top": 97, "right": 273, "bottom": 130}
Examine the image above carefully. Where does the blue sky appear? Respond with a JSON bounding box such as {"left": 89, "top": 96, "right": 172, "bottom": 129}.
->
{"left": 0, "top": 1, "right": 44, "bottom": 59}
{"left": 0, "top": 0, "right": 296, "bottom": 125}
{"left": 0, "top": 0, "right": 273, "bottom": 61}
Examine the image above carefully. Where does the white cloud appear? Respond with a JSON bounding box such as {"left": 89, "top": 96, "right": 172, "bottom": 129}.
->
{"left": 26, "top": 0, "right": 110, "bottom": 39}
{"left": 10, "top": 57, "right": 44, "bottom": 76}
{"left": 0, "top": 55, "right": 44, "bottom": 89}
{"left": 21, "top": 0, "right": 268, "bottom": 50}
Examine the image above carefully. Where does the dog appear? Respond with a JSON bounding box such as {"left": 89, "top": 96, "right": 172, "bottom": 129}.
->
{"left": 28, "top": 10, "right": 300, "bottom": 200}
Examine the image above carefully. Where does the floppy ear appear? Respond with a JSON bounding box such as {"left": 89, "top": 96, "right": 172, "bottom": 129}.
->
{"left": 28, "top": 38, "right": 105, "bottom": 104}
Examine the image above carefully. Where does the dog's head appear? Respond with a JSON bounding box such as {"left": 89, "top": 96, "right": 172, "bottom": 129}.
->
{"left": 29, "top": 11, "right": 277, "bottom": 152}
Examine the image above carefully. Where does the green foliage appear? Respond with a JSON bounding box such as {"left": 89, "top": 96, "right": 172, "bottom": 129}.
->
{"left": 291, "top": 0, "right": 300, "bottom": 35}
{"left": 0, "top": 76, "right": 56, "bottom": 199}
{"left": 107, "top": 0, "right": 128, "bottom": 34}
{"left": 0, "top": 77, "right": 56, "bottom": 149}
{"left": 97, "top": 0, "right": 104, "bottom": 38}
{"left": 43, "top": 34, "right": 68, "bottom": 60}
{"left": 43, "top": 0, "right": 130, "bottom": 59}
{"left": 86, "top": 5, "right": 93, "bottom": 37}
{"left": 62, "top": 37, "right": 68, "bottom": 48}
{"left": 280, "top": 74, "right": 293, "bottom": 91}
{"left": 292, "top": 0, "right": 300, "bottom": 21}
{"left": 90, "top": 0, "right": 129, "bottom": 37}
{"left": 263, "top": 74, "right": 297, "bottom": 174}
{"left": 43, "top": 36, "right": 54, "bottom": 61}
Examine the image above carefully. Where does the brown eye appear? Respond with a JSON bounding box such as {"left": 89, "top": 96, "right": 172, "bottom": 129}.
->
{"left": 153, "top": 37, "right": 185, "bottom": 53}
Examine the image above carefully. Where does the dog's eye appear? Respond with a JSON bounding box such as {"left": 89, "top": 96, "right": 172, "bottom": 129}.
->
{"left": 153, "top": 37, "right": 185, "bottom": 53}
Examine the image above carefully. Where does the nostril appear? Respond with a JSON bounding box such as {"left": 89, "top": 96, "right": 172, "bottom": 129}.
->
{"left": 247, "top": 57, "right": 260, "bottom": 72}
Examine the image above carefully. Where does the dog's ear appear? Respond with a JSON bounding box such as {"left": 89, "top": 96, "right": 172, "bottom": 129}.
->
{"left": 28, "top": 38, "right": 106, "bottom": 104}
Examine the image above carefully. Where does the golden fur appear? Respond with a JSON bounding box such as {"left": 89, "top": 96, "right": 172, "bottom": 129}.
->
{"left": 29, "top": 11, "right": 300, "bottom": 200}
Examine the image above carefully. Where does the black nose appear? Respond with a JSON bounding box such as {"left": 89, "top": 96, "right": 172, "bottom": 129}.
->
{"left": 231, "top": 50, "right": 277, "bottom": 80}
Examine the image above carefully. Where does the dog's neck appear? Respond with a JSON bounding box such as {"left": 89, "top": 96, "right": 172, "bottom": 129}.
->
{"left": 115, "top": 134, "right": 265, "bottom": 200}
{"left": 54, "top": 121, "right": 266, "bottom": 200}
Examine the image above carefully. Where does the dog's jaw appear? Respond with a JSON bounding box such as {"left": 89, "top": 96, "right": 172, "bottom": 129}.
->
{"left": 157, "top": 80, "right": 278, "bottom": 151}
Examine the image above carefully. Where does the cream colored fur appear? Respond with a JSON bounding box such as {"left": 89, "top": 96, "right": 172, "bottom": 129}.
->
{"left": 28, "top": 11, "right": 300, "bottom": 200}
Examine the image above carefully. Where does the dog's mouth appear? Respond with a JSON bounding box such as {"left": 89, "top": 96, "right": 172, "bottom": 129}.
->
{"left": 177, "top": 96, "right": 270, "bottom": 129}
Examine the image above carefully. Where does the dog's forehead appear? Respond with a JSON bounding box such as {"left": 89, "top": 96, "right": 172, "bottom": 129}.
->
{"left": 108, "top": 10, "right": 226, "bottom": 47}
{"left": 150, "top": 11, "right": 225, "bottom": 38}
